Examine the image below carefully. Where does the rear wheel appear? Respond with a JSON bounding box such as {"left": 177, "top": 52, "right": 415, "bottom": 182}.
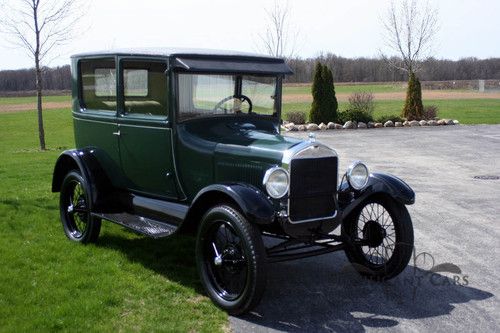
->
{"left": 59, "top": 171, "right": 101, "bottom": 243}
{"left": 196, "top": 205, "right": 266, "bottom": 315}
{"left": 342, "top": 195, "right": 414, "bottom": 280}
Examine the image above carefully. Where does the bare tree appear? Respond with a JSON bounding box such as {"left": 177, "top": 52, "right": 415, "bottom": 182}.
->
{"left": 258, "top": 0, "right": 298, "bottom": 59}
{"left": 0, "top": 0, "right": 84, "bottom": 150}
{"left": 381, "top": 0, "right": 439, "bottom": 74}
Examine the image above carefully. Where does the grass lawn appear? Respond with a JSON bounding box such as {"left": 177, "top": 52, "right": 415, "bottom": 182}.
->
{"left": 282, "top": 99, "right": 500, "bottom": 124}
{"left": 283, "top": 82, "right": 406, "bottom": 95}
{"left": 0, "top": 95, "right": 70, "bottom": 105}
{"left": 0, "top": 109, "right": 227, "bottom": 332}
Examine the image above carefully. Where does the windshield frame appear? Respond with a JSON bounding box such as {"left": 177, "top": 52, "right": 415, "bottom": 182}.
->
{"left": 174, "top": 71, "right": 283, "bottom": 123}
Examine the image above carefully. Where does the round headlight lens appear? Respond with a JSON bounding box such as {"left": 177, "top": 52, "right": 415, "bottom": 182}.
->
{"left": 263, "top": 167, "right": 289, "bottom": 199}
{"left": 347, "top": 161, "right": 369, "bottom": 190}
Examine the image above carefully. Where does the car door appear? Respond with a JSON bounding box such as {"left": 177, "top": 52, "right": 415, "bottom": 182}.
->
{"left": 116, "top": 58, "right": 178, "bottom": 199}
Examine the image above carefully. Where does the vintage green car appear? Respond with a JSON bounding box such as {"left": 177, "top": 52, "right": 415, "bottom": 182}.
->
{"left": 52, "top": 48, "right": 415, "bottom": 314}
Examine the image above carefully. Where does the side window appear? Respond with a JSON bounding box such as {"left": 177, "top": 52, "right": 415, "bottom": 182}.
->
{"left": 79, "top": 58, "right": 116, "bottom": 112}
{"left": 121, "top": 60, "right": 168, "bottom": 117}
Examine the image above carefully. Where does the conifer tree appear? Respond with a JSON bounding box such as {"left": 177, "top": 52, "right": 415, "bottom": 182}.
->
{"left": 402, "top": 72, "right": 424, "bottom": 120}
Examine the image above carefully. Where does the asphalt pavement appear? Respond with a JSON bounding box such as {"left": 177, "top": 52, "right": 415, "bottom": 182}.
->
{"left": 230, "top": 124, "right": 500, "bottom": 332}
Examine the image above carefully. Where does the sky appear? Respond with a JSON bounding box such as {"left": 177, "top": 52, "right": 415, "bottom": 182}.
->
{"left": 0, "top": 0, "right": 499, "bottom": 70}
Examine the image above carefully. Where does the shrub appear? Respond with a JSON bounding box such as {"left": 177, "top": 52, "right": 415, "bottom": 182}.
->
{"left": 348, "top": 92, "right": 375, "bottom": 115}
{"left": 376, "top": 114, "right": 404, "bottom": 124}
{"left": 422, "top": 105, "right": 438, "bottom": 120}
{"left": 402, "top": 72, "right": 424, "bottom": 120}
{"left": 309, "top": 62, "right": 338, "bottom": 124}
{"left": 285, "top": 111, "right": 306, "bottom": 124}
{"left": 338, "top": 109, "right": 374, "bottom": 124}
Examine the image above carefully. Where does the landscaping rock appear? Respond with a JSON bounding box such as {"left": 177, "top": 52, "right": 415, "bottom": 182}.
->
{"left": 446, "top": 119, "right": 455, "bottom": 125}
{"left": 384, "top": 120, "right": 394, "bottom": 127}
{"left": 453, "top": 119, "right": 460, "bottom": 125}
{"left": 409, "top": 120, "right": 420, "bottom": 127}
{"left": 419, "top": 120, "right": 428, "bottom": 126}
{"left": 437, "top": 119, "right": 447, "bottom": 125}
{"left": 319, "top": 122, "right": 328, "bottom": 130}
{"left": 403, "top": 120, "right": 411, "bottom": 127}
{"left": 289, "top": 125, "right": 298, "bottom": 131}
{"left": 306, "top": 123, "right": 319, "bottom": 131}
{"left": 395, "top": 122, "right": 403, "bottom": 127}
{"left": 343, "top": 121, "right": 356, "bottom": 129}
{"left": 374, "top": 122, "right": 383, "bottom": 128}
{"left": 367, "top": 122, "right": 375, "bottom": 128}
{"left": 284, "top": 122, "right": 295, "bottom": 130}
{"left": 297, "top": 125, "right": 307, "bottom": 131}
{"left": 327, "top": 122, "right": 336, "bottom": 129}
{"left": 357, "top": 122, "right": 367, "bottom": 129}
{"left": 334, "top": 123, "right": 343, "bottom": 129}
{"left": 427, "top": 120, "right": 437, "bottom": 126}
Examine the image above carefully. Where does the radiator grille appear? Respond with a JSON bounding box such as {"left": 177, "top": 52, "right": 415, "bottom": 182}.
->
{"left": 288, "top": 156, "right": 337, "bottom": 221}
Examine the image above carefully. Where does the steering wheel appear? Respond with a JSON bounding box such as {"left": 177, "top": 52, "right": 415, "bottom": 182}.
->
{"left": 213, "top": 95, "right": 253, "bottom": 114}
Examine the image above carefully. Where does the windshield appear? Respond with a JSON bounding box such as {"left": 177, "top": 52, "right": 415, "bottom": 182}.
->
{"left": 177, "top": 74, "right": 278, "bottom": 121}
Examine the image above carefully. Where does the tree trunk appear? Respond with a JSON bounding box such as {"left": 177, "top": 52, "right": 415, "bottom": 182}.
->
{"left": 33, "top": 1, "right": 46, "bottom": 151}
{"left": 35, "top": 62, "right": 46, "bottom": 151}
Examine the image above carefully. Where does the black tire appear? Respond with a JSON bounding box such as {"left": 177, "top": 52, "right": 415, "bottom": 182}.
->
{"left": 59, "top": 170, "right": 101, "bottom": 244}
{"left": 342, "top": 195, "right": 414, "bottom": 280}
{"left": 196, "top": 205, "right": 266, "bottom": 315}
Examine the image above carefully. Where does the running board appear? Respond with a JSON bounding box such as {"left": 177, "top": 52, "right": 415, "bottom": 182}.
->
{"left": 93, "top": 212, "right": 178, "bottom": 238}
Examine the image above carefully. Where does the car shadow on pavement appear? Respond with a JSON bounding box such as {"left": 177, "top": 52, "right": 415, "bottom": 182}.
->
{"left": 233, "top": 253, "right": 494, "bottom": 332}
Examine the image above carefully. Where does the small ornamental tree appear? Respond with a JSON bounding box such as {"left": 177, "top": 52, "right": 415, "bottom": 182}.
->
{"left": 309, "top": 62, "right": 338, "bottom": 124}
{"left": 322, "top": 64, "right": 338, "bottom": 122}
{"left": 403, "top": 72, "right": 424, "bottom": 120}
{"left": 309, "top": 62, "right": 324, "bottom": 124}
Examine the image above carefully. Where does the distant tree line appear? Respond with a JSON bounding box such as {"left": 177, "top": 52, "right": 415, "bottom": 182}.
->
{"left": 1, "top": 56, "right": 500, "bottom": 91}
{"left": 286, "top": 55, "right": 500, "bottom": 83}
{"left": 0, "top": 65, "right": 70, "bottom": 92}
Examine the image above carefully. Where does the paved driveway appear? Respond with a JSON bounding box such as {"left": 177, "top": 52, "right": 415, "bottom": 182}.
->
{"left": 231, "top": 125, "right": 500, "bottom": 332}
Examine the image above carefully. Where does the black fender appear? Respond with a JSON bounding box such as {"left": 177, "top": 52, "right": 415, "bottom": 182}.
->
{"left": 339, "top": 172, "right": 415, "bottom": 219}
{"left": 52, "top": 148, "right": 113, "bottom": 209}
{"left": 184, "top": 183, "right": 275, "bottom": 230}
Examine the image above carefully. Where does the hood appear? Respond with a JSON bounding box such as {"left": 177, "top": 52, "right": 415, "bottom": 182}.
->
{"left": 179, "top": 116, "right": 302, "bottom": 163}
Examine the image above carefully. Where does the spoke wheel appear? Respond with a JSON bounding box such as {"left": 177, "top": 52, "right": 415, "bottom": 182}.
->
{"left": 342, "top": 196, "right": 414, "bottom": 280}
{"left": 205, "top": 221, "right": 248, "bottom": 301}
{"left": 60, "top": 171, "right": 101, "bottom": 243}
{"left": 196, "top": 205, "right": 266, "bottom": 315}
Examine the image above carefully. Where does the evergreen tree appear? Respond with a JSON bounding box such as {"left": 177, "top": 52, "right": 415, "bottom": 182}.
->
{"left": 310, "top": 63, "right": 338, "bottom": 124}
{"left": 402, "top": 72, "right": 424, "bottom": 120}
{"left": 322, "top": 64, "right": 338, "bottom": 122}
{"left": 309, "top": 62, "right": 324, "bottom": 124}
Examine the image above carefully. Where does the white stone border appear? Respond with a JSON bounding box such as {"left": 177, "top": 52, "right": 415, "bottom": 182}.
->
{"left": 282, "top": 119, "right": 460, "bottom": 131}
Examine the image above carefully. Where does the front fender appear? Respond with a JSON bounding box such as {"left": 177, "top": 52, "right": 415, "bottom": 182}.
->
{"left": 339, "top": 172, "right": 415, "bottom": 219}
{"left": 189, "top": 183, "right": 275, "bottom": 225}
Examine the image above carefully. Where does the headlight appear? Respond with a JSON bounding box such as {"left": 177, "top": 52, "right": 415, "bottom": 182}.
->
{"left": 263, "top": 167, "right": 289, "bottom": 199}
{"left": 347, "top": 161, "right": 369, "bottom": 190}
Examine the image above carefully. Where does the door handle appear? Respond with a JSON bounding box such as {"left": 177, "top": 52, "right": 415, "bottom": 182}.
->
{"left": 112, "top": 130, "right": 121, "bottom": 136}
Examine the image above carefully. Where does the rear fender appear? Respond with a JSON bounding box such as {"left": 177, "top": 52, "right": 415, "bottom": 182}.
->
{"left": 52, "top": 149, "right": 112, "bottom": 209}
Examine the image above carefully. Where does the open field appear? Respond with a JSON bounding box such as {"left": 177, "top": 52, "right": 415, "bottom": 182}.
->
{"left": 0, "top": 109, "right": 227, "bottom": 332}
{"left": 0, "top": 82, "right": 499, "bottom": 124}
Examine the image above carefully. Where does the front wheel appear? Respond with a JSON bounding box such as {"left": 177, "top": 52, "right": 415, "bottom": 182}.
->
{"left": 342, "top": 195, "right": 414, "bottom": 280}
{"left": 196, "top": 205, "right": 266, "bottom": 315}
{"left": 59, "top": 170, "right": 101, "bottom": 243}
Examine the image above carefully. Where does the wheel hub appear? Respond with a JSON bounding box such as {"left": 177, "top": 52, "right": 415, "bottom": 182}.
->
{"left": 363, "top": 220, "right": 386, "bottom": 247}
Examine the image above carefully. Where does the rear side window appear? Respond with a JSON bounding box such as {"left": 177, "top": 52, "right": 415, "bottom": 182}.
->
{"left": 121, "top": 60, "right": 168, "bottom": 117}
{"left": 79, "top": 58, "right": 116, "bottom": 112}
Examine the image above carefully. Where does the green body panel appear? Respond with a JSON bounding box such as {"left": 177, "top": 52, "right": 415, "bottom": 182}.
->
{"left": 73, "top": 112, "right": 124, "bottom": 188}
{"left": 174, "top": 117, "right": 301, "bottom": 201}
{"left": 118, "top": 116, "right": 178, "bottom": 198}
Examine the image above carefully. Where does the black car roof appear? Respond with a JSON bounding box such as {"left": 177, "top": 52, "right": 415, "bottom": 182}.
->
{"left": 72, "top": 47, "right": 293, "bottom": 75}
